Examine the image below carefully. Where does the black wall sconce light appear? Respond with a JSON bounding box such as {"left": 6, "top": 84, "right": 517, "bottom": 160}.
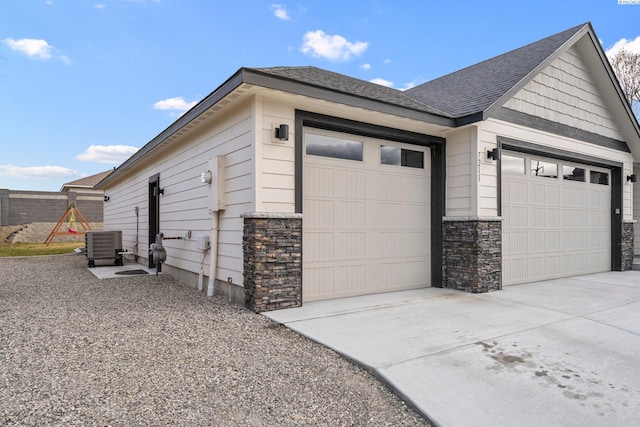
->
{"left": 487, "top": 147, "right": 501, "bottom": 161}
{"left": 627, "top": 174, "right": 637, "bottom": 183}
{"left": 275, "top": 124, "right": 289, "bottom": 141}
{"left": 153, "top": 187, "right": 165, "bottom": 197}
{"left": 104, "top": 195, "right": 110, "bottom": 202}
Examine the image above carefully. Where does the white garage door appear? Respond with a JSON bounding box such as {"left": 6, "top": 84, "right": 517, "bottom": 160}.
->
{"left": 502, "top": 151, "right": 611, "bottom": 285}
{"left": 303, "top": 128, "right": 431, "bottom": 302}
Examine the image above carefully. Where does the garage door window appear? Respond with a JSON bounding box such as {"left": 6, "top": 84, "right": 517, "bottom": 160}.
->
{"left": 563, "top": 166, "right": 586, "bottom": 182}
{"left": 531, "top": 160, "right": 558, "bottom": 179}
{"left": 590, "top": 171, "right": 609, "bottom": 185}
{"left": 380, "top": 145, "right": 424, "bottom": 169}
{"left": 306, "top": 132, "right": 363, "bottom": 161}
{"left": 502, "top": 154, "right": 525, "bottom": 174}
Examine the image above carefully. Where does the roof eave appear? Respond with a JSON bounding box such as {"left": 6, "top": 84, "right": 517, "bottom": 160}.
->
{"left": 96, "top": 69, "right": 246, "bottom": 189}
{"left": 242, "top": 68, "right": 454, "bottom": 126}
{"left": 97, "top": 68, "right": 455, "bottom": 189}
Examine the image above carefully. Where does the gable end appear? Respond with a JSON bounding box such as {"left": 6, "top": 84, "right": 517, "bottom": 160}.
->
{"left": 501, "top": 46, "right": 624, "bottom": 142}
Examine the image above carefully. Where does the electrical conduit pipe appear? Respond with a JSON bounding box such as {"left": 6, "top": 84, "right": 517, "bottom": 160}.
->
{"left": 207, "top": 210, "right": 219, "bottom": 297}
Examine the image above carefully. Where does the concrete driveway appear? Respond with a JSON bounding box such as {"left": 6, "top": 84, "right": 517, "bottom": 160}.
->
{"left": 265, "top": 271, "right": 640, "bottom": 427}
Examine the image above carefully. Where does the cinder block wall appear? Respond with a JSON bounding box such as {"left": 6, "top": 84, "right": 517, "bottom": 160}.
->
{"left": 0, "top": 189, "right": 104, "bottom": 226}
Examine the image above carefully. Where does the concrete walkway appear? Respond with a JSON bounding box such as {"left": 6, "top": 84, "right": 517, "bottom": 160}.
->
{"left": 265, "top": 271, "right": 640, "bottom": 427}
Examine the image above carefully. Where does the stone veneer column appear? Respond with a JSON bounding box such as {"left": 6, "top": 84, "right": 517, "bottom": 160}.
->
{"left": 622, "top": 220, "right": 634, "bottom": 271}
{"left": 442, "top": 217, "right": 502, "bottom": 293}
{"left": 242, "top": 213, "right": 302, "bottom": 313}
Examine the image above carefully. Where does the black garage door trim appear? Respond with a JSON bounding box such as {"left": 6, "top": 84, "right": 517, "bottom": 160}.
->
{"left": 295, "top": 110, "right": 447, "bottom": 287}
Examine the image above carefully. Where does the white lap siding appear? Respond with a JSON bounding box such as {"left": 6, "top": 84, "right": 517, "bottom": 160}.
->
{"left": 103, "top": 102, "right": 254, "bottom": 286}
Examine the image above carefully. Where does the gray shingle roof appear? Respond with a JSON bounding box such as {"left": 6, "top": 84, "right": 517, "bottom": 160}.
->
{"left": 404, "top": 23, "right": 588, "bottom": 119}
{"left": 250, "top": 66, "right": 452, "bottom": 117}
{"left": 61, "top": 169, "right": 114, "bottom": 191}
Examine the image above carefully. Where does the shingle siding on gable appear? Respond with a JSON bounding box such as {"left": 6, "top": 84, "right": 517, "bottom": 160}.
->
{"left": 503, "top": 47, "right": 623, "bottom": 141}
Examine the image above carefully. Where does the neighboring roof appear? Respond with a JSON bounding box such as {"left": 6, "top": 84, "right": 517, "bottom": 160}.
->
{"left": 405, "top": 23, "right": 588, "bottom": 121}
{"left": 61, "top": 169, "right": 114, "bottom": 191}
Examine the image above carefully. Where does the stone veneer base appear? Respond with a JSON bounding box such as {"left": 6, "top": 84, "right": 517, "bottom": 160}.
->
{"left": 242, "top": 213, "right": 302, "bottom": 313}
{"left": 622, "top": 221, "right": 634, "bottom": 271}
{"left": 442, "top": 217, "right": 502, "bottom": 293}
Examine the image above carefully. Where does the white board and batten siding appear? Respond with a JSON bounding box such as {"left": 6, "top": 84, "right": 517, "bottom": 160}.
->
{"left": 103, "top": 102, "right": 255, "bottom": 285}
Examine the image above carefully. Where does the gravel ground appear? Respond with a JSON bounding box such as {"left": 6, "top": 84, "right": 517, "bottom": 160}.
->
{"left": 0, "top": 254, "right": 431, "bottom": 426}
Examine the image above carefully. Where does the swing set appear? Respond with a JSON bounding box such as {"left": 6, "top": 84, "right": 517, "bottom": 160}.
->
{"left": 44, "top": 203, "right": 92, "bottom": 246}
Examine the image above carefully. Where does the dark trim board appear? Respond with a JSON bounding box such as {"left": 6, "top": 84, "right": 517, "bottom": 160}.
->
{"left": 493, "top": 108, "right": 630, "bottom": 153}
{"left": 498, "top": 136, "right": 624, "bottom": 272}
{"left": 148, "top": 173, "right": 161, "bottom": 270}
{"left": 295, "top": 109, "right": 446, "bottom": 288}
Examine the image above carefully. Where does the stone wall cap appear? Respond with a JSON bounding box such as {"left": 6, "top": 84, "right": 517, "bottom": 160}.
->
{"left": 241, "top": 212, "right": 303, "bottom": 219}
{"left": 443, "top": 216, "right": 502, "bottom": 222}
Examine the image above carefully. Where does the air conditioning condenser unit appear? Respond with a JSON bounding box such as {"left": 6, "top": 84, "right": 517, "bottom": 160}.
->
{"left": 85, "top": 230, "right": 123, "bottom": 268}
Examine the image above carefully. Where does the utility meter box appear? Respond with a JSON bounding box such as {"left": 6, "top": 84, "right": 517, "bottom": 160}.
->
{"left": 196, "top": 235, "right": 210, "bottom": 251}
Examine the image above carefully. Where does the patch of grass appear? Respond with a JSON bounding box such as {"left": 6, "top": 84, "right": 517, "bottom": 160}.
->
{"left": 0, "top": 242, "right": 83, "bottom": 257}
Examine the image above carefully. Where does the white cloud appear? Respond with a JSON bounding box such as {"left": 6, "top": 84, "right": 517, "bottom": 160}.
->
{"left": 360, "top": 63, "right": 371, "bottom": 70}
{"left": 605, "top": 36, "right": 640, "bottom": 58}
{"left": 400, "top": 79, "right": 425, "bottom": 90}
{"left": 370, "top": 77, "right": 393, "bottom": 88}
{"left": 153, "top": 96, "right": 197, "bottom": 113}
{"left": 95, "top": 3, "right": 106, "bottom": 9}
{"left": 300, "top": 30, "right": 368, "bottom": 62}
{"left": 0, "top": 164, "right": 79, "bottom": 179}
{"left": 3, "top": 38, "right": 53, "bottom": 60}
{"left": 271, "top": 4, "right": 290, "bottom": 20}
{"left": 76, "top": 145, "right": 139, "bottom": 164}
{"left": 3, "top": 37, "right": 72, "bottom": 64}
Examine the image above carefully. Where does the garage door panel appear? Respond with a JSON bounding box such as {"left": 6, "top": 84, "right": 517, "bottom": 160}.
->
{"left": 371, "top": 261, "right": 403, "bottom": 291}
{"left": 334, "top": 169, "right": 365, "bottom": 198}
{"left": 377, "top": 231, "right": 403, "bottom": 257}
{"left": 404, "top": 176, "right": 429, "bottom": 202}
{"left": 305, "top": 166, "right": 334, "bottom": 196}
{"left": 373, "top": 174, "right": 404, "bottom": 201}
{"left": 334, "top": 232, "right": 366, "bottom": 259}
{"left": 530, "top": 207, "right": 545, "bottom": 227}
{"left": 404, "top": 203, "right": 429, "bottom": 227}
{"left": 304, "top": 199, "right": 334, "bottom": 227}
{"left": 503, "top": 152, "right": 610, "bottom": 285}
{"left": 404, "top": 231, "right": 429, "bottom": 257}
{"left": 304, "top": 231, "right": 334, "bottom": 260}
{"left": 369, "top": 202, "right": 403, "bottom": 228}
{"left": 545, "top": 207, "right": 560, "bottom": 227}
{"left": 334, "top": 200, "right": 365, "bottom": 227}
{"left": 546, "top": 185, "right": 561, "bottom": 204}
{"left": 335, "top": 264, "right": 366, "bottom": 294}
{"left": 530, "top": 183, "right": 546, "bottom": 204}
{"left": 305, "top": 266, "right": 335, "bottom": 298}
{"left": 503, "top": 229, "right": 528, "bottom": 254}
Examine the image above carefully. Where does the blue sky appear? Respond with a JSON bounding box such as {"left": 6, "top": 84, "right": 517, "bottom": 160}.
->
{"left": 1, "top": 0, "right": 639, "bottom": 191}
